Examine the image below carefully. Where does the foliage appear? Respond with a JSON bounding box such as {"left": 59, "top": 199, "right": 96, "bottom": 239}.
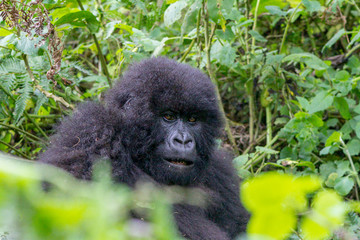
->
{"left": 0, "top": 153, "right": 182, "bottom": 240}
{"left": 0, "top": 0, "right": 359, "bottom": 238}
{"left": 240, "top": 172, "right": 355, "bottom": 240}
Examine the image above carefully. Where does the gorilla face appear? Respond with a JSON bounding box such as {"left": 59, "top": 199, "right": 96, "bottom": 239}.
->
{"left": 151, "top": 111, "right": 206, "bottom": 185}
{"left": 105, "top": 57, "right": 223, "bottom": 186}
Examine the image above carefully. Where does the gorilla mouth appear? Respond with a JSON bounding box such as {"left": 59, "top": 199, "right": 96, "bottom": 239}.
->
{"left": 164, "top": 158, "right": 194, "bottom": 167}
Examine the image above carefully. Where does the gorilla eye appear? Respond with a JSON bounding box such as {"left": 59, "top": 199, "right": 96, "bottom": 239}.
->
{"left": 188, "top": 117, "right": 196, "bottom": 123}
{"left": 163, "top": 113, "right": 176, "bottom": 121}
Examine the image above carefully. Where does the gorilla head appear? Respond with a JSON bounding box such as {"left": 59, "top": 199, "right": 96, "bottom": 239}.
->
{"left": 105, "top": 58, "right": 223, "bottom": 186}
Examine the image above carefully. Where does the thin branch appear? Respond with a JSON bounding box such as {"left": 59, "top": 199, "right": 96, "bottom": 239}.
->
{"left": 0, "top": 140, "right": 30, "bottom": 159}
{"left": 75, "top": 0, "right": 112, "bottom": 87}
{"left": 202, "top": 0, "right": 239, "bottom": 155}
{"left": 0, "top": 122, "right": 46, "bottom": 143}
{"left": 0, "top": 82, "right": 48, "bottom": 140}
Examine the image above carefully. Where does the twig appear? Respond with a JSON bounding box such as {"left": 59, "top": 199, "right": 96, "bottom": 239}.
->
{"left": 75, "top": 0, "right": 112, "bottom": 87}
{"left": 0, "top": 81, "right": 48, "bottom": 140}
{"left": 0, "top": 140, "right": 30, "bottom": 159}
{"left": 0, "top": 122, "right": 46, "bottom": 143}
{"left": 202, "top": 1, "right": 239, "bottom": 155}
{"left": 279, "top": 2, "right": 302, "bottom": 53}
{"left": 180, "top": 38, "right": 196, "bottom": 62}
{"left": 340, "top": 138, "right": 360, "bottom": 200}
{"left": 21, "top": 54, "right": 74, "bottom": 109}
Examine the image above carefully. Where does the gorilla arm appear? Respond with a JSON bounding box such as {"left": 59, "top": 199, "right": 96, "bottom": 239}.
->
{"left": 173, "top": 204, "right": 230, "bottom": 240}
{"left": 202, "top": 150, "right": 249, "bottom": 239}
{"left": 38, "top": 102, "right": 116, "bottom": 180}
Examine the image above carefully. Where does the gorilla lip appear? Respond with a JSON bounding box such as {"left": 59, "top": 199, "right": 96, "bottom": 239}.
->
{"left": 164, "top": 158, "right": 194, "bottom": 167}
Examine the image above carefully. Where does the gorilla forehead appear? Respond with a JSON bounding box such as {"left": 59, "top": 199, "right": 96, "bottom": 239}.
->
{"left": 117, "top": 57, "right": 218, "bottom": 114}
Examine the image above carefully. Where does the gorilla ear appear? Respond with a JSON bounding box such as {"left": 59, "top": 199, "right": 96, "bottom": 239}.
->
{"left": 105, "top": 90, "right": 133, "bottom": 110}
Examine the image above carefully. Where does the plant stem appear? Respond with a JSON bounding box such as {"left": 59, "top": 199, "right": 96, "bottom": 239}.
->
{"left": 350, "top": 0, "right": 360, "bottom": 15}
{"left": 340, "top": 138, "right": 360, "bottom": 197}
{"left": 0, "top": 81, "right": 48, "bottom": 140}
{"left": 247, "top": 0, "right": 261, "bottom": 145}
{"left": 279, "top": 2, "right": 302, "bottom": 54}
{"left": 346, "top": 43, "right": 360, "bottom": 58}
{"left": 202, "top": 0, "right": 239, "bottom": 154}
{"left": 76, "top": 0, "right": 112, "bottom": 87}
{"left": 0, "top": 122, "right": 46, "bottom": 143}
{"left": 0, "top": 140, "right": 30, "bottom": 159}
{"left": 22, "top": 54, "right": 74, "bottom": 109}
{"left": 266, "top": 105, "right": 272, "bottom": 159}
{"left": 243, "top": 134, "right": 279, "bottom": 169}
{"left": 246, "top": 81, "right": 255, "bottom": 144}
{"left": 251, "top": 0, "right": 261, "bottom": 51}
{"left": 180, "top": 38, "right": 196, "bottom": 62}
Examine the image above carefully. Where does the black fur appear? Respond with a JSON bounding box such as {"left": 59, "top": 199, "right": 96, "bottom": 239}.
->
{"left": 39, "top": 57, "right": 249, "bottom": 239}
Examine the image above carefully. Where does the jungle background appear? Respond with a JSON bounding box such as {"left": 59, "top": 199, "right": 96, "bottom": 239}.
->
{"left": 0, "top": 0, "right": 360, "bottom": 239}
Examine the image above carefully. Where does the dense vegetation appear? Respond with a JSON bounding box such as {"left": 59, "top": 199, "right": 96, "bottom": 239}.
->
{"left": 0, "top": 0, "right": 360, "bottom": 239}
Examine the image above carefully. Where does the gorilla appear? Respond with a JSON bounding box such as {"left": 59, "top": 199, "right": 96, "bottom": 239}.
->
{"left": 39, "top": 57, "right": 249, "bottom": 239}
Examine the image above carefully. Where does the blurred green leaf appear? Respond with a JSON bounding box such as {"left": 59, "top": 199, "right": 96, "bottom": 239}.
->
{"left": 54, "top": 11, "right": 100, "bottom": 33}
{"left": 308, "top": 91, "right": 333, "bottom": 114}
{"left": 164, "top": 0, "right": 188, "bottom": 27}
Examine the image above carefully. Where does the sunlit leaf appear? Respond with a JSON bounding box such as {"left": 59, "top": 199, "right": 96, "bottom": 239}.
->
{"left": 164, "top": 0, "right": 189, "bottom": 27}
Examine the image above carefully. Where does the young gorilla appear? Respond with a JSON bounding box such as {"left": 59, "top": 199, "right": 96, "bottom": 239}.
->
{"left": 39, "top": 57, "right": 249, "bottom": 239}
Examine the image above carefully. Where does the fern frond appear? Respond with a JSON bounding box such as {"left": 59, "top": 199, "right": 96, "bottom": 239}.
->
{"left": 34, "top": 90, "right": 48, "bottom": 114}
{"left": 14, "top": 76, "right": 32, "bottom": 124}
{"left": 68, "top": 61, "right": 93, "bottom": 76}
{"left": 0, "top": 58, "right": 25, "bottom": 75}
{"left": 0, "top": 74, "right": 16, "bottom": 92}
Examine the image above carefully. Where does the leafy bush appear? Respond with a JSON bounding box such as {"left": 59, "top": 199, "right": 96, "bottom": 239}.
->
{"left": 0, "top": 153, "right": 181, "bottom": 240}
{"left": 0, "top": 0, "right": 360, "bottom": 238}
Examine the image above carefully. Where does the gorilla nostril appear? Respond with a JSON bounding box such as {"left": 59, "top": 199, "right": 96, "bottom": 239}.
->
{"left": 174, "top": 138, "right": 183, "bottom": 144}
{"left": 184, "top": 139, "right": 192, "bottom": 145}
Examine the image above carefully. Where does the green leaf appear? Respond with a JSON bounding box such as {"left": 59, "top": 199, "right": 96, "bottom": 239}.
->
{"left": 335, "top": 70, "right": 350, "bottom": 81}
{"left": 334, "top": 97, "right": 351, "bottom": 120}
{"left": 325, "top": 172, "right": 338, "bottom": 187}
{"left": 222, "top": 0, "right": 235, "bottom": 13}
{"left": 241, "top": 173, "right": 321, "bottom": 239}
{"left": 334, "top": 177, "right": 354, "bottom": 196}
{"left": 207, "top": 0, "right": 220, "bottom": 22}
{"left": 355, "top": 122, "right": 360, "bottom": 139}
{"left": 308, "top": 114, "right": 323, "bottom": 127}
{"left": 249, "top": 30, "right": 268, "bottom": 42}
{"left": 325, "top": 131, "right": 341, "bottom": 147}
{"left": 233, "top": 154, "right": 249, "bottom": 168}
{"left": 255, "top": 146, "right": 279, "bottom": 155}
{"left": 251, "top": 0, "right": 296, "bottom": 14}
{"left": 348, "top": 31, "right": 360, "bottom": 48}
{"left": 215, "top": 27, "right": 235, "bottom": 41}
{"left": 347, "top": 139, "right": 360, "bottom": 156}
{"left": 105, "top": 22, "right": 133, "bottom": 39}
{"left": 296, "top": 161, "right": 316, "bottom": 171}
{"left": 211, "top": 41, "right": 236, "bottom": 67}
{"left": 14, "top": 77, "right": 32, "bottom": 123}
{"left": 282, "top": 53, "right": 328, "bottom": 70}
{"left": 336, "top": 161, "right": 350, "bottom": 177}
{"left": 301, "top": 190, "right": 346, "bottom": 240}
{"left": 302, "top": 0, "right": 321, "bottom": 13}
{"left": 265, "top": 6, "right": 288, "bottom": 16}
{"left": 322, "top": 28, "right": 346, "bottom": 53}
{"left": 181, "top": 0, "right": 201, "bottom": 35}
{"left": 164, "top": 0, "right": 189, "bottom": 27}
{"left": 320, "top": 162, "right": 336, "bottom": 179}
{"left": 15, "top": 34, "right": 40, "bottom": 56}
{"left": 308, "top": 91, "right": 334, "bottom": 114}
{"left": 54, "top": 11, "right": 100, "bottom": 33}
{"left": 319, "top": 146, "right": 331, "bottom": 155}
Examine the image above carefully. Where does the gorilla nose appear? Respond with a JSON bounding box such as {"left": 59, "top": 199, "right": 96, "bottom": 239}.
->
{"left": 171, "top": 132, "right": 195, "bottom": 152}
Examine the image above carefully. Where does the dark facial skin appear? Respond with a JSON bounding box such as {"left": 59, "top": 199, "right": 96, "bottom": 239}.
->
{"left": 157, "top": 111, "right": 198, "bottom": 167}
{"left": 150, "top": 111, "right": 206, "bottom": 185}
